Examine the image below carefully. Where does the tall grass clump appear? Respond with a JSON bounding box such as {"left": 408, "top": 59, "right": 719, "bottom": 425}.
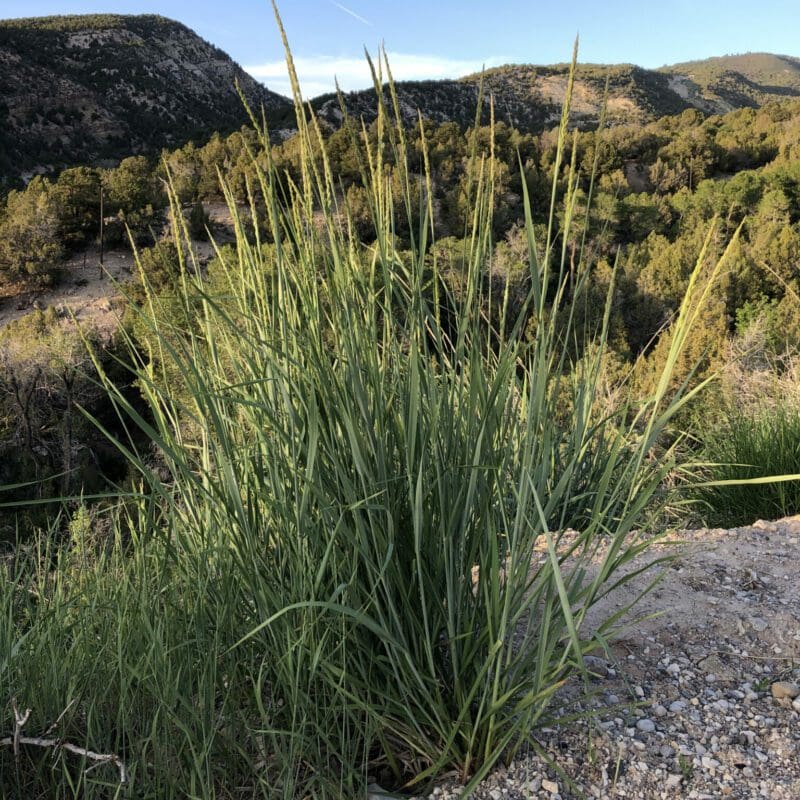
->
{"left": 696, "top": 325, "right": 800, "bottom": 526}
{"left": 699, "top": 406, "right": 800, "bottom": 526}
{"left": 0, "top": 12, "right": 737, "bottom": 799}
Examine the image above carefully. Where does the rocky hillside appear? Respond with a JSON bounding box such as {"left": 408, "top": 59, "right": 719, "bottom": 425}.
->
{"left": 0, "top": 14, "right": 291, "bottom": 184}
{"left": 315, "top": 53, "right": 800, "bottom": 133}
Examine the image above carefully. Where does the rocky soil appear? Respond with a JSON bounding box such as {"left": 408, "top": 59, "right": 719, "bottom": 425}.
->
{"left": 409, "top": 518, "right": 800, "bottom": 800}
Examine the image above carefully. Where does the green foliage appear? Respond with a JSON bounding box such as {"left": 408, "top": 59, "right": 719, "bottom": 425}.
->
{"left": 161, "top": 141, "right": 201, "bottom": 203}
{"left": 0, "top": 177, "right": 64, "bottom": 281}
{"left": 734, "top": 295, "right": 790, "bottom": 356}
{"left": 2, "top": 24, "right": 800, "bottom": 798}
{"left": 187, "top": 200, "right": 210, "bottom": 241}
{"left": 105, "top": 155, "right": 160, "bottom": 216}
{"left": 50, "top": 166, "right": 102, "bottom": 247}
{"left": 134, "top": 239, "right": 181, "bottom": 291}
{"left": 699, "top": 405, "right": 800, "bottom": 526}
{"left": 0, "top": 311, "right": 112, "bottom": 527}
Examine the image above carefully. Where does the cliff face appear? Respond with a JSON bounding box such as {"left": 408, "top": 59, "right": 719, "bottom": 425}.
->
{"left": 0, "top": 14, "right": 291, "bottom": 182}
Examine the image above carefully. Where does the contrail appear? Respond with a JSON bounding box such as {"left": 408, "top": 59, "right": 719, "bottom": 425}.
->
{"left": 330, "top": 1, "right": 372, "bottom": 26}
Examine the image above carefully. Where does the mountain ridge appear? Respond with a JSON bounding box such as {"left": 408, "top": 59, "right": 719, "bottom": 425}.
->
{"left": 0, "top": 13, "right": 292, "bottom": 184}
{"left": 312, "top": 52, "right": 800, "bottom": 131}
{"left": 1, "top": 12, "right": 799, "bottom": 185}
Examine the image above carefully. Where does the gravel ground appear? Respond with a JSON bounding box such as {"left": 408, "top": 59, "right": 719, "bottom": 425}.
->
{"left": 390, "top": 518, "right": 800, "bottom": 800}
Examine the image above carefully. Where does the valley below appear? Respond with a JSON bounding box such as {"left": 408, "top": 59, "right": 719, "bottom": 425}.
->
{"left": 0, "top": 245, "right": 132, "bottom": 333}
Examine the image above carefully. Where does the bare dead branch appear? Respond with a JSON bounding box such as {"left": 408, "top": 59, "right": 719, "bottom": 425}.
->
{"left": 2, "top": 699, "right": 127, "bottom": 784}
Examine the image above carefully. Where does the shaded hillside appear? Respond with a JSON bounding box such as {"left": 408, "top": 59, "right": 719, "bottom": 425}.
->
{"left": 313, "top": 79, "right": 483, "bottom": 129}
{"left": 0, "top": 14, "right": 291, "bottom": 184}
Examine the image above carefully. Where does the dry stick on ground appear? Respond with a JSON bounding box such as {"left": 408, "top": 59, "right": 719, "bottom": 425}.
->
{"left": 0, "top": 698, "right": 127, "bottom": 784}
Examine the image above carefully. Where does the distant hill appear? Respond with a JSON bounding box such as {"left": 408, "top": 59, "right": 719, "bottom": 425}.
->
{"left": 0, "top": 14, "right": 291, "bottom": 184}
{"left": 314, "top": 54, "right": 800, "bottom": 132}
{"left": 659, "top": 53, "right": 800, "bottom": 114}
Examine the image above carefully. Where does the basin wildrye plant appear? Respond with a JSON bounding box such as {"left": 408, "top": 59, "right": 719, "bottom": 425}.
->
{"left": 0, "top": 6, "right": 766, "bottom": 799}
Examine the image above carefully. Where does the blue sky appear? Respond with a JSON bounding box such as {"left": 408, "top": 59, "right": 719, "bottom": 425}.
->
{"left": 3, "top": 1, "right": 799, "bottom": 98}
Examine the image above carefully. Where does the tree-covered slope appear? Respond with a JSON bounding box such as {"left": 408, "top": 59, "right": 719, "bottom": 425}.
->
{"left": 0, "top": 14, "right": 291, "bottom": 183}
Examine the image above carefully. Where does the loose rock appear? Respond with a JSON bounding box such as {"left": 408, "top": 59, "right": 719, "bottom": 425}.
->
{"left": 770, "top": 681, "right": 800, "bottom": 700}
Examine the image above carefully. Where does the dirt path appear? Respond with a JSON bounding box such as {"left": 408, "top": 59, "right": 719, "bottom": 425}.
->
{"left": 0, "top": 246, "right": 134, "bottom": 335}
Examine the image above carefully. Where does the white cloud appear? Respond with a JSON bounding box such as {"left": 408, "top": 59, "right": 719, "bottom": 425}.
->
{"left": 246, "top": 52, "right": 506, "bottom": 99}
